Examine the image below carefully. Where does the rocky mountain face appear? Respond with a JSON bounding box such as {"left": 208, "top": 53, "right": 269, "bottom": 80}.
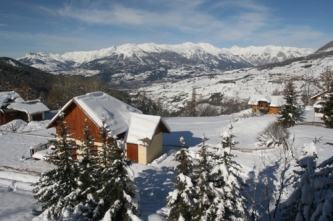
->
{"left": 316, "top": 40, "right": 333, "bottom": 53}
{"left": 17, "top": 42, "right": 314, "bottom": 88}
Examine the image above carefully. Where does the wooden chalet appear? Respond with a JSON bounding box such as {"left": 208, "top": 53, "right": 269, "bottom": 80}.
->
{"left": 46, "top": 91, "right": 171, "bottom": 165}
{"left": 310, "top": 91, "right": 328, "bottom": 113}
{"left": 248, "top": 95, "right": 285, "bottom": 114}
{"left": 0, "top": 91, "right": 49, "bottom": 125}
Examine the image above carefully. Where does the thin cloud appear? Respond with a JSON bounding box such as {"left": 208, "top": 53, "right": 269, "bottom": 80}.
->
{"left": 52, "top": 0, "right": 270, "bottom": 35}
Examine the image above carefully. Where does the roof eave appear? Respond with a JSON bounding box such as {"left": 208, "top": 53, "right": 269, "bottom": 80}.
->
{"left": 46, "top": 99, "right": 74, "bottom": 129}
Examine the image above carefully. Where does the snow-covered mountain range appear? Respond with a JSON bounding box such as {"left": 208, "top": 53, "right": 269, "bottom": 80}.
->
{"left": 136, "top": 43, "right": 333, "bottom": 113}
{"left": 18, "top": 43, "right": 313, "bottom": 82}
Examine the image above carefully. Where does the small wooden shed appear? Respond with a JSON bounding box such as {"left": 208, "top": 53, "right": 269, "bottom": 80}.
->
{"left": 46, "top": 91, "right": 171, "bottom": 164}
{"left": 125, "top": 113, "right": 171, "bottom": 164}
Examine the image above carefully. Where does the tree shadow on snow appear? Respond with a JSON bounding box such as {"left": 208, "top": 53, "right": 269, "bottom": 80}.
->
{"left": 136, "top": 166, "right": 176, "bottom": 221}
{"left": 244, "top": 161, "right": 282, "bottom": 221}
{"left": 163, "top": 131, "right": 203, "bottom": 148}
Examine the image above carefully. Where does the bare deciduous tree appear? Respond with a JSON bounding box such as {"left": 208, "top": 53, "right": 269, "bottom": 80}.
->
{"left": 319, "top": 67, "right": 333, "bottom": 91}
{"left": 300, "top": 71, "right": 317, "bottom": 105}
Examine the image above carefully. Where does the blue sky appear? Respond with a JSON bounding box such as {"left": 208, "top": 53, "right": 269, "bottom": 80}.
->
{"left": 1, "top": 0, "right": 332, "bottom": 58}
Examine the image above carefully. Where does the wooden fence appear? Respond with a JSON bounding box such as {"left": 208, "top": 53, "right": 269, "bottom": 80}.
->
{"left": 297, "top": 122, "right": 326, "bottom": 127}
{"left": 0, "top": 165, "right": 41, "bottom": 176}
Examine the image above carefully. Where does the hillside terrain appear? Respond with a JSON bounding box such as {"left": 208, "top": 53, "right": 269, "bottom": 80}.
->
{"left": 137, "top": 41, "right": 333, "bottom": 114}
{"left": 0, "top": 57, "right": 57, "bottom": 99}
{"left": 0, "top": 58, "right": 133, "bottom": 110}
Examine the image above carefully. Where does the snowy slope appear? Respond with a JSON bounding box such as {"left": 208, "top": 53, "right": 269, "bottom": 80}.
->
{"left": 138, "top": 53, "right": 333, "bottom": 113}
{"left": 1, "top": 109, "right": 332, "bottom": 220}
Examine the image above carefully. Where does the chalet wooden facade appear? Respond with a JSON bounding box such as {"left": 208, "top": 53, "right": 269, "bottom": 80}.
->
{"left": 0, "top": 91, "right": 49, "bottom": 125}
{"left": 248, "top": 95, "right": 285, "bottom": 115}
{"left": 46, "top": 91, "right": 171, "bottom": 165}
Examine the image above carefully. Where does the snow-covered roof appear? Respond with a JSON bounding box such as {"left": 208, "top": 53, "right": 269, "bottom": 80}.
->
{"left": 248, "top": 95, "right": 285, "bottom": 107}
{"left": 313, "top": 100, "right": 323, "bottom": 109}
{"left": 0, "top": 91, "right": 25, "bottom": 107}
{"left": 48, "top": 91, "right": 143, "bottom": 135}
{"left": 270, "top": 96, "right": 285, "bottom": 107}
{"left": 310, "top": 91, "right": 328, "bottom": 100}
{"left": 125, "top": 113, "right": 171, "bottom": 145}
{"left": 7, "top": 102, "right": 49, "bottom": 114}
{"left": 248, "top": 95, "right": 271, "bottom": 105}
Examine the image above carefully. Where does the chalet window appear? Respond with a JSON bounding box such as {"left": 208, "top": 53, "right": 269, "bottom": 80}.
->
{"left": 71, "top": 148, "right": 78, "bottom": 160}
{"left": 90, "top": 146, "right": 98, "bottom": 156}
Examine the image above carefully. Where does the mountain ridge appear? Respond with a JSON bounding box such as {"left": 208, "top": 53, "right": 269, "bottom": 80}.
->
{"left": 18, "top": 43, "right": 314, "bottom": 76}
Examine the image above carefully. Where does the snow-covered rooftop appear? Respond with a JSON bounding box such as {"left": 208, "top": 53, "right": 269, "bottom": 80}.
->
{"left": 7, "top": 102, "right": 49, "bottom": 114}
{"left": 49, "top": 91, "right": 143, "bottom": 135}
{"left": 0, "top": 91, "right": 25, "bottom": 107}
{"left": 125, "top": 113, "right": 171, "bottom": 145}
{"left": 310, "top": 91, "right": 328, "bottom": 100}
{"left": 248, "top": 95, "right": 285, "bottom": 107}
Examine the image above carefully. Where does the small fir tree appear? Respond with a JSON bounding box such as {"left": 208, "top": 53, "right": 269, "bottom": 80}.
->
{"left": 320, "top": 84, "right": 333, "bottom": 128}
{"left": 210, "top": 125, "right": 246, "bottom": 220}
{"left": 166, "top": 136, "right": 197, "bottom": 221}
{"left": 72, "top": 123, "right": 101, "bottom": 219}
{"left": 97, "top": 124, "right": 140, "bottom": 221}
{"left": 193, "top": 135, "right": 217, "bottom": 221}
{"left": 32, "top": 118, "right": 79, "bottom": 219}
{"left": 282, "top": 142, "right": 317, "bottom": 221}
{"left": 278, "top": 80, "right": 303, "bottom": 127}
{"left": 310, "top": 142, "right": 333, "bottom": 220}
{"left": 184, "top": 87, "right": 198, "bottom": 117}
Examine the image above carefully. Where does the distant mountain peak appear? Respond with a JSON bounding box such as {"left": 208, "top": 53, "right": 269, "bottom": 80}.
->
{"left": 17, "top": 42, "right": 314, "bottom": 79}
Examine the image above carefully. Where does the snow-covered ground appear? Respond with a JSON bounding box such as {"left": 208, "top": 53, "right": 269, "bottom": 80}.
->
{"left": 138, "top": 55, "right": 333, "bottom": 113}
{"left": 0, "top": 108, "right": 332, "bottom": 220}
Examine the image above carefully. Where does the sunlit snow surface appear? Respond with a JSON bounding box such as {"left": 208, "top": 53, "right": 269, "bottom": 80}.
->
{"left": 0, "top": 109, "right": 332, "bottom": 220}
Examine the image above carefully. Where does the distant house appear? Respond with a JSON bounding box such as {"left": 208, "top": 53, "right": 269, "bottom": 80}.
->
{"left": 0, "top": 91, "right": 49, "bottom": 125}
{"left": 310, "top": 91, "right": 328, "bottom": 113}
{"left": 46, "top": 91, "right": 171, "bottom": 165}
{"left": 248, "top": 95, "right": 285, "bottom": 114}
{"left": 248, "top": 94, "right": 304, "bottom": 115}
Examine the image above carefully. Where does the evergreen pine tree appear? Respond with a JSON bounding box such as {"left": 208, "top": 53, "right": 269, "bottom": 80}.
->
{"left": 96, "top": 123, "right": 140, "bottom": 221}
{"left": 278, "top": 80, "right": 303, "bottom": 127}
{"left": 166, "top": 136, "right": 197, "bottom": 221}
{"left": 184, "top": 87, "right": 198, "bottom": 117}
{"left": 32, "top": 118, "right": 79, "bottom": 219}
{"left": 310, "top": 142, "right": 333, "bottom": 220}
{"left": 210, "top": 125, "right": 246, "bottom": 220}
{"left": 282, "top": 142, "right": 317, "bottom": 221}
{"left": 72, "top": 123, "right": 101, "bottom": 219}
{"left": 193, "top": 135, "right": 216, "bottom": 221}
{"left": 320, "top": 84, "right": 333, "bottom": 128}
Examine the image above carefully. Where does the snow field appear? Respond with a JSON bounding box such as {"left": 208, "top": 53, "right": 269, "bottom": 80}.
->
{"left": 139, "top": 55, "right": 333, "bottom": 113}
{"left": 0, "top": 109, "right": 332, "bottom": 220}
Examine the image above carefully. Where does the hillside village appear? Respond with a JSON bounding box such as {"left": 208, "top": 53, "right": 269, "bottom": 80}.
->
{"left": 0, "top": 41, "right": 333, "bottom": 220}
